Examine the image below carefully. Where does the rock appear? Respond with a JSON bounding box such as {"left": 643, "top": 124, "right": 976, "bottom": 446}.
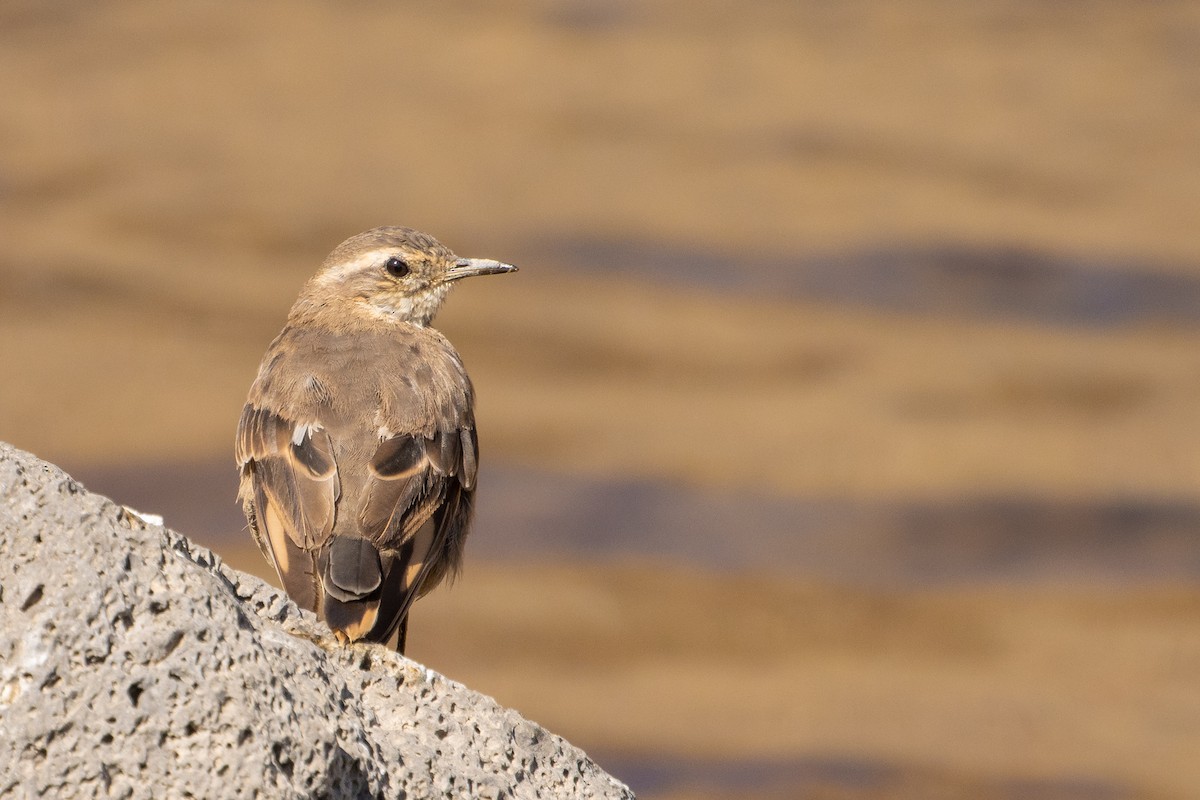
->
{"left": 0, "top": 442, "right": 634, "bottom": 800}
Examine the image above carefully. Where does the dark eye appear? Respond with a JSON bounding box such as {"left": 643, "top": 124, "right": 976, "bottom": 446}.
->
{"left": 385, "top": 257, "right": 410, "bottom": 277}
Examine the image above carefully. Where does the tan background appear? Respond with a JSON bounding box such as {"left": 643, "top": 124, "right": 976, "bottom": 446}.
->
{"left": 3, "top": 3, "right": 1200, "bottom": 798}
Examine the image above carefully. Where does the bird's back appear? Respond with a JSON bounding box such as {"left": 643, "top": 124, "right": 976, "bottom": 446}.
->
{"left": 236, "top": 318, "right": 478, "bottom": 649}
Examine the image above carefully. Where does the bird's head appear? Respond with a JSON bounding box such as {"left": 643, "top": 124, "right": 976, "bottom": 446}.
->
{"left": 296, "top": 226, "right": 517, "bottom": 327}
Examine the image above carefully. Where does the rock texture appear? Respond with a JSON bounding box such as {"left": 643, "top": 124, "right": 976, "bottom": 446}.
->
{"left": 0, "top": 442, "right": 633, "bottom": 800}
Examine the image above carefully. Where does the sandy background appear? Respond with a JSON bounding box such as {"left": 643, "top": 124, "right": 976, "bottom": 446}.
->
{"left": 3, "top": 2, "right": 1200, "bottom": 798}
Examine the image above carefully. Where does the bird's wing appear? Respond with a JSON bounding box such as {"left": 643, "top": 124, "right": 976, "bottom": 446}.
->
{"left": 235, "top": 404, "right": 339, "bottom": 611}
{"left": 322, "top": 425, "right": 477, "bottom": 646}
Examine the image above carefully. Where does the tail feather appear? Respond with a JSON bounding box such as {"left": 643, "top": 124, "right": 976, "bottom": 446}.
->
{"left": 324, "top": 535, "right": 383, "bottom": 600}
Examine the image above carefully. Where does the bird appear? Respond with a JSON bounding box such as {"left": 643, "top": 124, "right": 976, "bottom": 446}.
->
{"left": 235, "top": 226, "right": 516, "bottom": 653}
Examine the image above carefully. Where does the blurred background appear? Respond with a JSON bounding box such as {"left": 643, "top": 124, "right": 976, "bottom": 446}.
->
{"left": 3, "top": 2, "right": 1200, "bottom": 798}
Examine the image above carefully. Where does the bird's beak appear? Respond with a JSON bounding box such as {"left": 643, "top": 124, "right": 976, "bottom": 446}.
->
{"left": 447, "top": 258, "right": 519, "bottom": 281}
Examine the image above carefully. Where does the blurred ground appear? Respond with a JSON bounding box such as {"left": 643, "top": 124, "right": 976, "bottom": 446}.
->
{"left": 3, "top": 2, "right": 1200, "bottom": 798}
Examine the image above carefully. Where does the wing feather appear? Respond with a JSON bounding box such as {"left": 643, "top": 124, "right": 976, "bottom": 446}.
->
{"left": 236, "top": 403, "right": 339, "bottom": 611}
{"left": 347, "top": 427, "right": 475, "bottom": 646}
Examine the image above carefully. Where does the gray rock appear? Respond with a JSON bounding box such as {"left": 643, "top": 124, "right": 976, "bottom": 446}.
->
{"left": 0, "top": 442, "right": 634, "bottom": 800}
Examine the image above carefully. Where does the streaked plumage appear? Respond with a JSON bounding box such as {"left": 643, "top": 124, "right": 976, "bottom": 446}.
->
{"left": 235, "top": 227, "right": 515, "bottom": 652}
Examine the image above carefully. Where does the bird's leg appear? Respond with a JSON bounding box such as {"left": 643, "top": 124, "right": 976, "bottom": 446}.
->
{"left": 392, "top": 617, "right": 408, "bottom": 654}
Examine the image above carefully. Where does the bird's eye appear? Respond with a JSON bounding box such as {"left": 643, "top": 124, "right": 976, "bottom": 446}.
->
{"left": 385, "top": 257, "right": 410, "bottom": 278}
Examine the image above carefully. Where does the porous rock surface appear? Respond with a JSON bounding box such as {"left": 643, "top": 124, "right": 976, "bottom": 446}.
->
{"left": 0, "top": 442, "right": 633, "bottom": 799}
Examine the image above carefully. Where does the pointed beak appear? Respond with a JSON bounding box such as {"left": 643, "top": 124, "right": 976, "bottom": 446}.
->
{"left": 447, "top": 257, "right": 518, "bottom": 281}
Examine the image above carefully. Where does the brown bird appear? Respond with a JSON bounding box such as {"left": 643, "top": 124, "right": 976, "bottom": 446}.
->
{"left": 235, "top": 227, "right": 516, "bottom": 652}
